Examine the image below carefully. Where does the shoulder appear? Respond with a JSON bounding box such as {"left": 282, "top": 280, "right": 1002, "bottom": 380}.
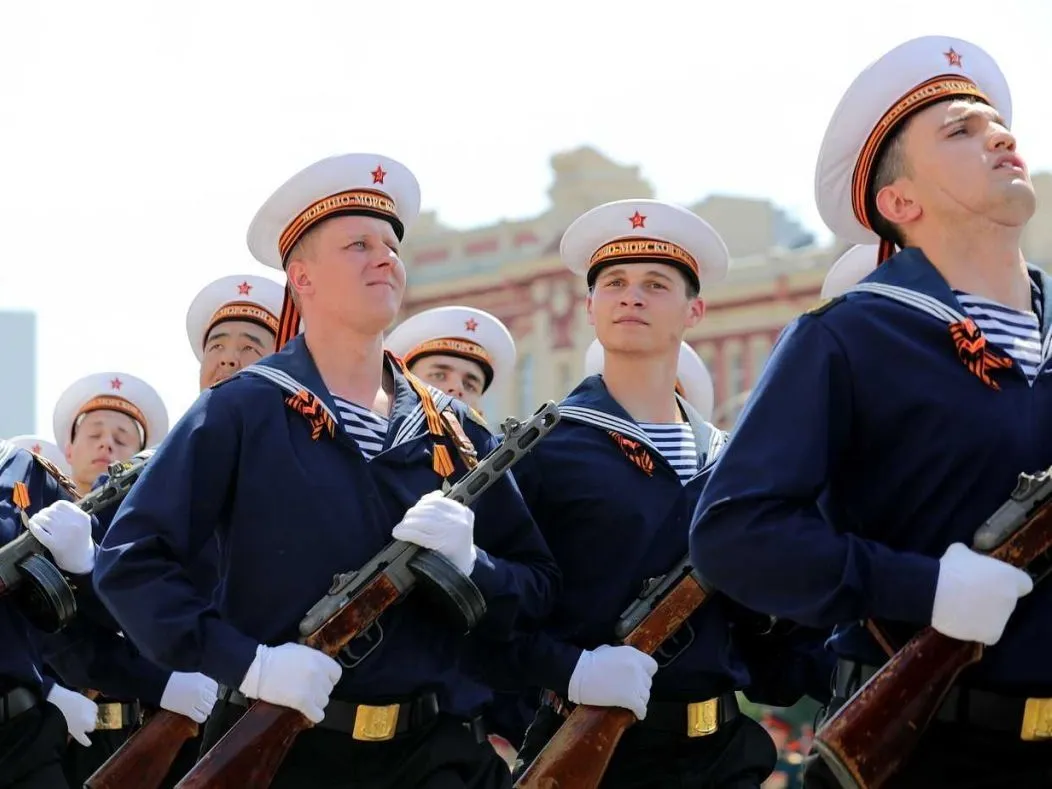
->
{"left": 29, "top": 454, "right": 79, "bottom": 500}
{"left": 804, "top": 294, "right": 846, "bottom": 317}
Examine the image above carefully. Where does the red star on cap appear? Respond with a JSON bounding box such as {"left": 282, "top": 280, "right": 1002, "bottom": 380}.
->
{"left": 944, "top": 47, "right": 962, "bottom": 67}
{"left": 237, "top": 280, "right": 252, "bottom": 295}
{"left": 464, "top": 318, "right": 479, "bottom": 332}
{"left": 31, "top": 443, "right": 41, "bottom": 454}
{"left": 371, "top": 165, "right": 387, "bottom": 184}
{"left": 629, "top": 211, "right": 646, "bottom": 229}
{"left": 110, "top": 377, "right": 123, "bottom": 390}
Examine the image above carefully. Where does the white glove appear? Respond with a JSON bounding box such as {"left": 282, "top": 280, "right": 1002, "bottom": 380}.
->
{"left": 160, "top": 672, "right": 218, "bottom": 723}
{"left": 46, "top": 684, "right": 97, "bottom": 747}
{"left": 27, "top": 500, "right": 95, "bottom": 574}
{"left": 239, "top": 643, "right": 341, "bottom": 724}
{"left": 931, "top": 543, "right": 1033, "bottom": 645}
{"left": 567, "top": 644, "right": 658, "bottom": 721}
{"left": 391, "top": 490, "right": 477, "bottom": 576}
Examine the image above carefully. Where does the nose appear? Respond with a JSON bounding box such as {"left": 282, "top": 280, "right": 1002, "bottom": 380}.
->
{"left": 445, "top": 384, "right": 463, "bottom": 400}
{"left": 219, "top": 347, "right": 241, "bottom": 368}
{"left": 619, "top": 284, "right": 646, "bottom": 306}
{"left": 989, "top": 124, "right": 1016, "bottom": 152}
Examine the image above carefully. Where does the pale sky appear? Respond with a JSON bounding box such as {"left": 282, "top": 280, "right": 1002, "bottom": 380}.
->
{"left": 2, "top": 0, "right": 1050, "bottom": 438}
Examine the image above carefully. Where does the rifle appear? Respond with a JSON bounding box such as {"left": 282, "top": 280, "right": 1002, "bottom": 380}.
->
{"left": 514, "top": 554, "right": 713, "bottom": 789}
{"left": 175, "top": 402, "right": 560, "bottom": 789}
{"left": 813, "top": 466, "right": 1052, "bottom": 789}
{"left": 85, "top": 709, "right": 200, "bottom": 789}
{"left": 0, "top": 449, "right": 154, "bottom": 632}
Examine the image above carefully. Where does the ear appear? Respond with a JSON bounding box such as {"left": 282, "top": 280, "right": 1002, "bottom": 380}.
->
{"left": 585, "top": 291, "right": 596, "bottom": 327}
{"left": 285, "top": 258, "right": 313, "bottom": 297}
{"left": 64, "top": 443, "right": 73, "bottom": 464}
{"left": 874, "top": 179, "right": 922, "bottom": 228}
{"left": 685, "top": 297, "right": 705, "bottom": 329}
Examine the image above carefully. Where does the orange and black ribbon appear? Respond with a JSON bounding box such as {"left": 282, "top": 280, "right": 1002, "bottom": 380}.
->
{"left": 12, "top": 481, "right": 29, "bottom": 510}
{"left": 949, "top": 318, "right": 1014, "bottom": 390}
{"left": 393, "top": 354, "right": 456, "bottom": 479}
{"left": 285, "top": 389, "right": 336, "bottom": 440}
{"left": 607, "top": 432, "right": 654, "bottom": 477}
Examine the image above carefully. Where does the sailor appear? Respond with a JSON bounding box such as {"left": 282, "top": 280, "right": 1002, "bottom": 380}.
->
{"left": 386, "top": 305, "right": 525, "bottom": 763}
{"left": 186, "top": 273, "right": 284, "bottom": 390}
{"left": 52, "top": 373, "right": 169, "bottom": 498}
{"left": 94, "top": 153, "right": 559, "bottom": 788}
{"left": 494, "top": 199, "right": 805, "bottom": 788}
{"left": 46, "top": 373, "right": 217, "bottom": 787}
{"left": 0, "top": 439, "right": 98, "bottom": 787}
{"left": 583, "top": 338, "right": 715, "bottom": 421}
{"left": 690, "top": 36, "right": 1050, "bottom": 787}
{"left": 385, "top": 305, "right": 515, "bottom": 417}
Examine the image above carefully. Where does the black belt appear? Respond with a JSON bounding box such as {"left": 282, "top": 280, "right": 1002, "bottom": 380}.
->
{"left": 0, "top": 687, "right": 38, "bottom": 724}
{"left": 219, "top": 687, "right": 460, "bottom": 742}
{"left": 540, "top": 689, "right": 740, "bottom": 737}
{"left": 836, "top": 660, "right": 1045, "bottom": 736}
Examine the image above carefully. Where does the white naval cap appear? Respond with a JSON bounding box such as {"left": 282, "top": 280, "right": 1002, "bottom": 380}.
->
{"left": 247, "top": 153, "right": 421, "bottom": 270}
{"left": 246, "top": 153, "right": 422, "bottom": 350}
{"left": 821, "top": 245, "right": 879, "bottom": 299}
{"left": 385, "top": 306, "right": 516, "bottom": 393}
{"left": 6, "top": 435, "right": 72, "bottom": 476}
{"left": 560, "top": 199, "right": 730, "bottom": 291}
{"left": 185, "top": 274, "right": 285, "bottom": 361}
{"left": 53, "top": 373, "right": 169, "bottom": 450}
{"left": 815, "top": 36, "right": 1011, "bottom": 247}
{"left": 584, "top": 338, "right": 715, "bottom": 422}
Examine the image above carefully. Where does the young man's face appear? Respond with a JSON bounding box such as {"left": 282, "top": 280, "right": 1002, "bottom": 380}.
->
{"left": 287, "top": 215, "right": 406, "bottom": 335}
{"left": 892, "top": 98, "right": 1035, "bottom": 232}
{"left": 199, "top": 319, "right": 275, "bottom": 390}
{"left": 410, "top": 354, "right": 486, "bottom": 410}
{"left": 65, "top": 410, "right": 141, "bottom": 490}
{"left": 587, "top": 263, "right": 703, "bottom": 358}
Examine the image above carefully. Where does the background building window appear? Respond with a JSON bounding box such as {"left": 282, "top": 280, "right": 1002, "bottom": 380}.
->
{"left": 516, "top": 352, "right": 534, "bottom": 418}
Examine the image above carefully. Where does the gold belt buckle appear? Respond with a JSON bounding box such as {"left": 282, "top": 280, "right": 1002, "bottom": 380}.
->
{"left": 95, "top": 702, "right": 124, "bottom": 731}
{"left": 352, "top": 703, "right": 401, "bottom": 742}
{"left": 686, "top": 698, "right": 719, "bottom": 738}
{"left": 1020, "top": 698, "right": 1052, "bottom": 741}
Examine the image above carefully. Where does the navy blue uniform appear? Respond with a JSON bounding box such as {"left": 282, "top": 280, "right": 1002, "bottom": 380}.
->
{"left": 0, "top": 441, "right": 95, "bottom": 788}
{"left": 492, "top": 377, "right": 801, "bottom": 787}
{"left": 94, "top": 337, "right": 559, "bottom": 717}
{"left": 691, "top": 250, "right": 1052, "bottom": 781}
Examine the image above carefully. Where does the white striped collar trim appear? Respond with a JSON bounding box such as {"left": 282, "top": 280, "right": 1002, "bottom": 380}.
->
{"left": 707, "top": 429, "right": 728, "bottom": 465}
{"left": 557, "top": 405, "right": 661, "bottom": 458}
{"left": 242, "top": 365, "right": 338, "bottom": 423}
{"left": 848, "top": 282, "right": 1052, "bottom": 366}
{"left": 0, "top": 439, "right": 18, "bottom": 471}
{"left": 389, "top": 381, "right": 455, "bottom": 449}
{"left": 247, "top": 364, "right": 458, "bottom": 450}
{"left": 846, "top": 283, "right": 965, "bottom": 324}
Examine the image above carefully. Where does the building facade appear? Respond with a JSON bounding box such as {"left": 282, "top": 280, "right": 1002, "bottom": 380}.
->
{"left": 0, "top": 310, "right": 37, "bottom": 438}
{"left": 399, "top": 148, "right": 1052, "bottom": 429}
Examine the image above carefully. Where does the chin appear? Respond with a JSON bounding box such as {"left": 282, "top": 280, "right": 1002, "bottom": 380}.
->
{"left": 994, "top": 186, "right": 1037, "bottom": 225}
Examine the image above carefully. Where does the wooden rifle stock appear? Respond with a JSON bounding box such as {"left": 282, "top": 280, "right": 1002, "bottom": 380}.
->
{"left": 85, "top": 710, "right": 200, "bottom": 789}
{"left": 515, "top": 558, "right": 712, "bottom": 789}
{"left": 175, "top": 576, "right": 403, "bottom": 788}
{"left": 175, "top": 404, "right": 560, "bottom": 789}
{"left": 814, "top": 468, "right": 1052, "bottom": 789}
